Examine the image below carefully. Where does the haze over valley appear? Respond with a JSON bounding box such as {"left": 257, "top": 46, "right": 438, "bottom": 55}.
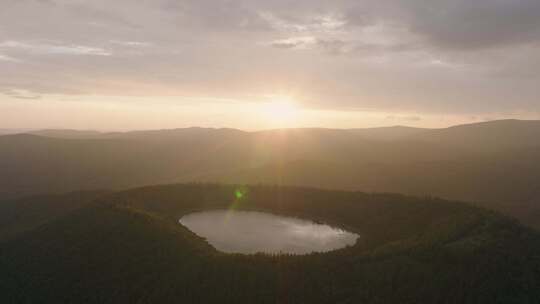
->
{"left": 2, "top": 119, "right": 540, "bottom": 229}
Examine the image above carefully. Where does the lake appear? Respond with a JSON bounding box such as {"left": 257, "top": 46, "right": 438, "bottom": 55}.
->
{"left": 179, "top": 210, "right": 359, "bottom": 255}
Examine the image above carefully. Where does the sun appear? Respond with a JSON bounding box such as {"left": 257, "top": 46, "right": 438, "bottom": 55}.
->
{"left": 266, "top": 101, "right": 298, "bottom": 118}
{"left": 261, "top": 97, "right": 300, "bottom": 126}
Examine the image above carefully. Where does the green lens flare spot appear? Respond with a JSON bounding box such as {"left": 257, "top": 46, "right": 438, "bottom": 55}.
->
{"left": 234, "top": 187, "right": 248, "bottom": 200}
{"left": 235, "top": 190, "right": 244, "bottom": 199}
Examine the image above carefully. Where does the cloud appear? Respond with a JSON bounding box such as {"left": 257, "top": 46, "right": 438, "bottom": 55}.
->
{"left": 0, "top": 41, "right": 111, "bottom": 56}
{"left": 159, "top": 0, "right": 271, "bottom": 31}
{"left": 0, "top": 0, "right": 540, "bottom": 118}
{"left": 0, "top": 53, "right": 19, "bottom": 62}
{"left": 269, "top": 37, "right": 361, "bottom": 55}
{"left": 3, "top": 89, "right": 42, "bottom": 100}
{"left": 260, "top": 12, "right": 346, "bottom": 33}
{"left": 415, "top": 0, "right": 540, "bottom": 50}
{"left": 344, "top": 0, "right": 540, "bottom": 51}
{"left": 110, "top": 41, "right": 152, "bottom": 48}
{"left": 386, "top": 115, "right": 422, "bottom": 122}
{"left": 269, "top": 37, "right": 317, "bottom": 49}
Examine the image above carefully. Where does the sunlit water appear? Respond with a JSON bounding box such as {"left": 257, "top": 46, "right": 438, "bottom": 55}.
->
{"left": 179, "top": 210, "right": 359, "bottom": 255}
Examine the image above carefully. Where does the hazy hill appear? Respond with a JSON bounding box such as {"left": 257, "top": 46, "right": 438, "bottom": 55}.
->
{"left": 0, "top": 129, "right": 34, "bottom": 136}
{"left": 27, "top": 119, "right": 540, "bottom": 149}
{"left": 30, "top": 129, "right": 105, "bottom": 139}
{"left": 29, "top": 127, "right": 246, "bottom": 141}
{"left": 1, "top": 184, "right": 539, "bottom": 303}
{"left": 0, "top": 190, "right": 108, "bottom": 241}
{"left": 2, "top": 119, "right": 540, "bottom": 228}
{"left": 347, "top": 125, "right": 427, "bottom": 141}
{"left": 408, "top": 119, "right": 540, "bottom": 153}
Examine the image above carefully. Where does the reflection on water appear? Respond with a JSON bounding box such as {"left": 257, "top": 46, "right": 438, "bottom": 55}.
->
{"left": 179, "top": 210, "right": 359, "bottom": 255}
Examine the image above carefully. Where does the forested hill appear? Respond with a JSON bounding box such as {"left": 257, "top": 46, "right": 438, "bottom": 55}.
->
{"left": 0, "top": 184, "right": 539, "bottom": 303}
{"left": 1, "top": 119, "right": 540, "bottom": 228}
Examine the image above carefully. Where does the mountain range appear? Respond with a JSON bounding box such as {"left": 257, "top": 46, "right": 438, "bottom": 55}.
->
{"left": 1, "top": 119, "right": 539, "bottom": 228}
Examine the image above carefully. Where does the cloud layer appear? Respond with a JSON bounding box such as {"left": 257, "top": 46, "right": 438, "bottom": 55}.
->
{"left": 1, "top": 0, "right": 540, "bottom": 120}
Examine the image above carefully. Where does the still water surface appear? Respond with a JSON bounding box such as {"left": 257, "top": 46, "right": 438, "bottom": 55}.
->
{"left": 179, "top": 210, "right": 359, "bottom": 255}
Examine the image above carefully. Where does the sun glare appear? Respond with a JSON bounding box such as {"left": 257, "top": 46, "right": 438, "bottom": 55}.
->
{"left": 261, "top": 98, "right": 300, "bottom": 126}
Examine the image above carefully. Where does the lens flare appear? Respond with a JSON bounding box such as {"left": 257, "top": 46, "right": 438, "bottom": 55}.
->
{"left": 235, "top": 189, "right": 245, "bottom": 200}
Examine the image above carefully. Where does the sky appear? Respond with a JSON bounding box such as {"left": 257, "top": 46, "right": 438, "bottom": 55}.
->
{"left": 1, "top": 0, "right": 540, "bottom": 130}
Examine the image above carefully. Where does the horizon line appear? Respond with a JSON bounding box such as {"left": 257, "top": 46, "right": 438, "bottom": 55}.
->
{"left": 1, "top": 118, "right": 538, "bottom": 135}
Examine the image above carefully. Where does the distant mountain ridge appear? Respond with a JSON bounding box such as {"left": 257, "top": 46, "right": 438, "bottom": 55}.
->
{"left": 2, "top": 119, "right": 540, "bottom": 228}
{"left": 25, "top": 118, "right": 540, "bottom": 137}
{"left": 0, "top": 128, "right": 35, "bottom": 136}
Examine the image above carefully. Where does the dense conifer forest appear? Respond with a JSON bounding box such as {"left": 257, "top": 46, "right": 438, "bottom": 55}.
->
{"left": 1, "top": 184, "right": 539, "bottom": 303}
